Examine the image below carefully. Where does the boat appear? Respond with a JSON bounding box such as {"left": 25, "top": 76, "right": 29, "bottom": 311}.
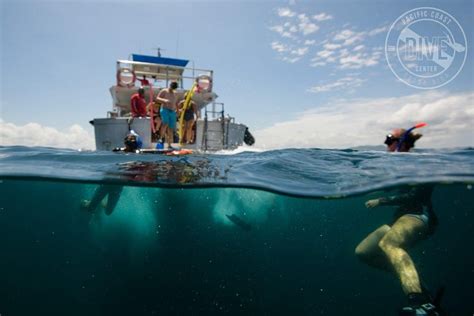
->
{"left": 90, "top": 53, "right": 255, "bottom": 152}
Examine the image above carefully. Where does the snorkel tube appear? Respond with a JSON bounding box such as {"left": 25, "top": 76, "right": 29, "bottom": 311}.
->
{"left": 396, "top": 122, "right": 427, "bottom": 152}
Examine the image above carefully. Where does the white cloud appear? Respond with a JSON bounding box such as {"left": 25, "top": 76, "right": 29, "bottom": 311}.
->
{"left": 312, "top": 27, "right": 384, "bottom": 69}
{"left": 307, "top": 76, "right": 366, "bottom": 93}
{"left": 269, "top": 25, "right": 297, "bottom": 39}
{"left": 334, "top": 29, "right": 355, "bottom": 41}
{"left": 297, "top": 13, "right": 319, "bottom": 35}
{"left": 277, "top": 7, "right": 296, "bottom": 17}
{"left": 368, "top": 25, "right": 389, "bottom": 36}
{"left": 282, "top": 56, "right": 301, "bottom": 63}
{"left": 299, "top": 23, "right": 319, "bottom": 36}
{"left": 290, "top": 47, "right": 309, "bottom": 56}
{"left": 338, "top": 49, "right": 383, "bottom": 69}
{"left": 316, "top": 49, "right": 334, "bottom": 58}
{"left": 313, "top": 13, "right": 333, "bottom": 22}
{"left": 311, "top": 61, "right": 326, "bottom": 67}
{"left": 254, "top": 91, "right": 474, "bottom": 149}
{"left": 323, "top": 43, "right": 342, "bottom": 50}
{"left": 339, "top": 48, "right": 350, "bottom": 57}
{"left": 342, "top": 32, "right": 366, "bottom": 46}
{"left": 333, "top": 25, "right": 388, "bottom": 47}
{"left": 271, "top": 41, "right": 306, "bottom": 63}
{"left": 270, "top": 25, "right": 284, "bottom": 34}
{"left": 297, "top": 13, "right": 309, "bottom": 22}
{"left": 271, "top": 41, "right": 290, "bottom": 52}
{"left": 269, "top": 7, "right": 329, "bottom": 63}
{"left": 0, "top": 120, "right": 94, "bottom": 150}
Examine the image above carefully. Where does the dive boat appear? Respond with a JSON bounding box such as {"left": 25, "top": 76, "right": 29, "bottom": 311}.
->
{"left": 90, "top": 53, "right": 254, "bottom": 152}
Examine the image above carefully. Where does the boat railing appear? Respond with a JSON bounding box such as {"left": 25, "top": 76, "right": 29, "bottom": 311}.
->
{"left": 205, "top": 102, "right": 225, "bottom": 120}
{"left": 201, "top": 102, "right": 238, "bottom": 150}
{"left": 117, "top": 59, "right": 213, "bottom": 89}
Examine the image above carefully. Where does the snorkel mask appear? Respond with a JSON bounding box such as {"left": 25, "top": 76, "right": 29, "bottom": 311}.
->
{"left": 124, "top": 130, "right": 143, "bottom": 152}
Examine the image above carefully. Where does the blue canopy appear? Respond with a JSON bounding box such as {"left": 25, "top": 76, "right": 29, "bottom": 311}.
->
{"left": 132, "top": 54, "right": 189, "bottom": 67}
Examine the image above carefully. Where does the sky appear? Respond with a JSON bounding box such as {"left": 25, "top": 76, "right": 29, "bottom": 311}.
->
{"left": 0, "top": 0, "right": 473, "bottom": 149}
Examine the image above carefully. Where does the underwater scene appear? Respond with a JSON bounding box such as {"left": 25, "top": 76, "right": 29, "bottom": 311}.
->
{"left": 1, "top": 146, "right": 473, "bottom": 315}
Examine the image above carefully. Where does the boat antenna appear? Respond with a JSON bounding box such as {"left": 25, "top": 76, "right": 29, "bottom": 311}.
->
{"left": 176, "top": 30, "right": 180, "bottom": 58}
{"left": 152, "top": 47, "right": 166, "bottom": 57}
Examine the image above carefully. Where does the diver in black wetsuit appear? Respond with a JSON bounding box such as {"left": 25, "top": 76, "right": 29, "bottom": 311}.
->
{"left": 355, "top": 125, "right": 444, "bottom": 316}
{"left": 112, "top": 130, "right": 142, "bottom": 153}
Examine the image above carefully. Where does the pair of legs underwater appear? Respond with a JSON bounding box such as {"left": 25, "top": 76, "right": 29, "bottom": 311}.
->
{"left": 355, "top": 215, "right": 444, "bottom": 315}
{"left": 356, "top": 215, "right": 428, "bottom": 294}
{"left": 80, "top": 185, "right": 123, "bottom": 215}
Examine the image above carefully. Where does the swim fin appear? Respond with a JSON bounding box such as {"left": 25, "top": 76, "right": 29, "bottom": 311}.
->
{"left": 399, "top": 290, "right": 446, "bottom": 316}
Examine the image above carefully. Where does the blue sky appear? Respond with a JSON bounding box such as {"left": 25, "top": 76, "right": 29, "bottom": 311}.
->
{"left": 1, "top": 0, "right": 473, "bottom": 149}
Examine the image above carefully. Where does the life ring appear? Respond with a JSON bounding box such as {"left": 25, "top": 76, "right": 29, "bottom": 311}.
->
{"left": 116, "top": 68, "right": 136, "bottom": 88}
{"left": 196, "top": 75, "right": 213, "bottom": 93}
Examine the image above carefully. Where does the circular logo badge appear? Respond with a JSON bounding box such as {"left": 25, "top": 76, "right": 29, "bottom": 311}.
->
{"left": 385, "top": 7, "right": 467, "bottom": 89}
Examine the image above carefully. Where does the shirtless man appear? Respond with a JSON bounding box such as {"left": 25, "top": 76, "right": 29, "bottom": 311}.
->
{"left": 156, "top": 81, "right": 178, "bottom": 148}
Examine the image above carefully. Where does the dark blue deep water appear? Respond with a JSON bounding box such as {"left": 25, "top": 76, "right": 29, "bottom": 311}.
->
{"left": 1, "top": 146, "right": 473, "bottom": 315}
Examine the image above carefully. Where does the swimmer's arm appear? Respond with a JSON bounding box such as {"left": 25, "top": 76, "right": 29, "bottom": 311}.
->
{"left": 377, "top": 190, "right": 417, "bottom": 206}
{"left": 366, "top": 189, "right": 417, "bottom": 208}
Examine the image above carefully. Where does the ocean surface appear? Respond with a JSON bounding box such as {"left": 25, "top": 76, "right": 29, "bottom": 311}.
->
{"left": 0, "top": 145, "right": 473, "bottom": 315}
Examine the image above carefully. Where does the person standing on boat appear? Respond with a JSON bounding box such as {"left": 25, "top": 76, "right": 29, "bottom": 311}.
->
{"left": 355, "top": 125, "right": 444, "bottom": 316}
{"left": 178, "top": 94, "right": 198, "bottom": 144}
{"left": 156, "top": 81, "right": 179, "bottom": 149}
{"left": 130, "top": 87, "right": 147, "bottom": 117}
{"left": 147, "top": 100, "right": 163, "bottom": 142}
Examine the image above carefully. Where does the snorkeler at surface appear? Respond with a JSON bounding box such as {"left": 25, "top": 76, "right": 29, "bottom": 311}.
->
{"left": 355, "top": 124, "right": 444, "bottom": 315}
{"left": 112, "top": 130, "right": 143, "bottom": 153}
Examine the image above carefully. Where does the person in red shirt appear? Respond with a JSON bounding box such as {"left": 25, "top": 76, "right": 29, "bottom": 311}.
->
{"left": 130, "top": 87, "right": 147, "bottom": 117}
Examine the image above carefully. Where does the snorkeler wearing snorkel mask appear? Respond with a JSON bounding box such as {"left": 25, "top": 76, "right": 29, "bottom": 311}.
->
{"left": 355, "top": 123, "right": 445, "bottom": 316}
{"left": 384, "top": 123, "right": 426, "bottom": 153}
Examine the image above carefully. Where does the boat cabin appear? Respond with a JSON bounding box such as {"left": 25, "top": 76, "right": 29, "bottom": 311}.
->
{"left": 90, "top": 54, "right": 251, "bottom": 152}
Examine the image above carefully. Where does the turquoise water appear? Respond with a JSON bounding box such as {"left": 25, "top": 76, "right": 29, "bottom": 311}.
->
{"left": 1, "top": 146, "right": 473, "bottom": 315}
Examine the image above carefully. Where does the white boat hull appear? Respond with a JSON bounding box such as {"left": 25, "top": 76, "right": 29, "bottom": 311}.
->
{"left": 91, "top": 117, "right": 247, "bottom": 152}
{"left": 91, "top": 117, "right": 151, "bottom": 151}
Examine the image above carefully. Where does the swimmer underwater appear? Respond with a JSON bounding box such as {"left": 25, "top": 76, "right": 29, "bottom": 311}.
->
{"left": 355, "top": 123, "right": 446, "bottom": 316}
